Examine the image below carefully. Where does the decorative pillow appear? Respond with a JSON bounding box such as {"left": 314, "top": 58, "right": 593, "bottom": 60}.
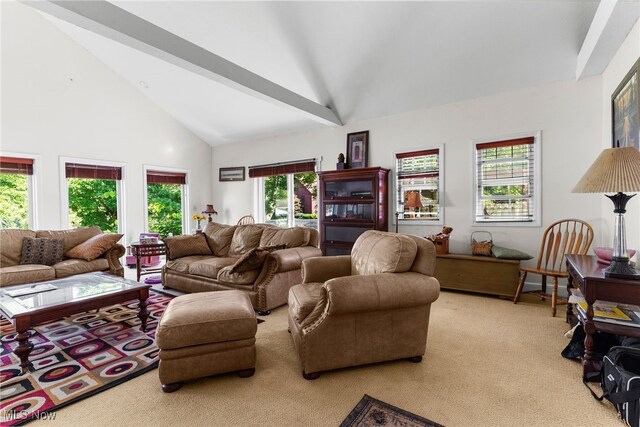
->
{"left": 20, "top": 237, "right": 64, "bottom": 266}
{"left": 230, "top": 245, "right": 287, "bottom": 274}
{"left": 65, "top": 233, "right": 123, "bottom": 261}
{"left": 164, "top": 234, "right": 212, "bottom": 260}
{"left": 491, "top": 245, "right": 533, "bottom": 260}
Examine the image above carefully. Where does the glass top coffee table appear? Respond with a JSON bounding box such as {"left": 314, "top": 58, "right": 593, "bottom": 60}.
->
{"left": 0, "top": 272, "right": 151, "bottom": 374}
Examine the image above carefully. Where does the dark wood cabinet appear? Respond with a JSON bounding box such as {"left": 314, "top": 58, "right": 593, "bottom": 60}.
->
{"left": 318, "top": 167, "right": 389, "bottom": 255}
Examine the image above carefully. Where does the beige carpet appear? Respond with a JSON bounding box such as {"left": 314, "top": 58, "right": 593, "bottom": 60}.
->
{"left": 33, "top": 291, "right": 617, "bottom": 426}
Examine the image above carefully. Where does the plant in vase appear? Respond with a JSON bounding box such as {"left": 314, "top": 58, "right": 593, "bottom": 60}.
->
{"left": 192, "top": 213, "right": 206, "bottom": 230}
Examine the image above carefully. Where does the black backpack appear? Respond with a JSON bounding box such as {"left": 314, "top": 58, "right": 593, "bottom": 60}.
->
{"left": 588, "top": 346, "right": 640, "bottom": 427}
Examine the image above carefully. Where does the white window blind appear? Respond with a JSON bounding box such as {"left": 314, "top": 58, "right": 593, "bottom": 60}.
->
{"left": 475, "top": 137, "right": 535, "bottom": 223}
{"left": 395, "top": 149, "right": 441, "bottom": 222}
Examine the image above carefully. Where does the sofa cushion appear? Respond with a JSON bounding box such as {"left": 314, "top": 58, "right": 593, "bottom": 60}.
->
{"left": 164, "top": 234, "right": 212, "bottom": 260}
{"left": 165, "top": 255, "right": 213, "bottom": 273}
{"left": 53, "top": 258, "right": 110, "bottom": 278}
{"left": 259, "top": 227, "right": 304, "bottom": 248}
{"left": 65, "top": 233, "right": 123, "bottom": 261}
{"left": 229, "top": 225, "right": 264, "bottom": 256}
{"left": 351, "top": 230, "right": 418, "bottom": 275}
{"left": 188, "top": 257, "right": 237, "bottom": 278}
{"left": 203, "top": 222, "right": 236, "bottom": 256}
{"left": 0, "top": 229, "right": 37, "bottom": 268}
{"left": 20, "top": 237, "right": 64, "bottom": 266}
{"left": 217, "top": 266, "right": 260, "bottom": 285}
{"left": 36, "top": 226, "right": 102, "bottom": 252}
{"left": 0, "top": 264, "right": 55, "bottom": 287}
{"left": 288, "top": 282, "right": 323, "bottom": 324}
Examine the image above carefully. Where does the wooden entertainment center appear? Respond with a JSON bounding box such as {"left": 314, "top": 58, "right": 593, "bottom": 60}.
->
{"left": 434, "top": 253, "right": 520, "bottom": 298}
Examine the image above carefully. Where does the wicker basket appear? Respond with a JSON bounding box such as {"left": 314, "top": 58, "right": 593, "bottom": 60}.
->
{"left": 470, "top": 231, "right": 493, "bottom": 256}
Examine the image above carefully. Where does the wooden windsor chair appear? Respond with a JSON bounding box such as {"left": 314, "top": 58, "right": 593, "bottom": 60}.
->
{"left": 513, "top": 218, "right": 594, "bottom": 316}
{"left": 236, "top": 214, "right": 255, "bottom": 225}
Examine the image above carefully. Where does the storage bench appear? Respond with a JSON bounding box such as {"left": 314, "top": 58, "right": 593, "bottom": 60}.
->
{"left": 434, "top": 253, "right": 520, "bottom": 298}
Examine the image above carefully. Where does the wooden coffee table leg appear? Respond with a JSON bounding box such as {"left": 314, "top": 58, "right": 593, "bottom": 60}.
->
{"left": 138, "top": 289, "right": 149, "bottom": 332}
{"left": 14, "top": 319, "right": 33, "bottom": 375}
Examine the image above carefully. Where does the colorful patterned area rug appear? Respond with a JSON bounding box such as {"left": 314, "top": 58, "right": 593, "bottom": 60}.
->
{"left": 0, "top": 290, "right": 173, "bottom": 425}
{"left": 340, "top": 394, "right": 444, "bottom": 427}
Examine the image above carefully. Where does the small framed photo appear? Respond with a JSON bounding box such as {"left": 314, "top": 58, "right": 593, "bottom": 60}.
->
{"left": 612, "top": 58, "right": 639, "bottom": 149}
{"left": 346, "top": 131, "right": 369, "bottom": 168}
{"left": 219, "top": 166, "right": 245, "bottom": 182}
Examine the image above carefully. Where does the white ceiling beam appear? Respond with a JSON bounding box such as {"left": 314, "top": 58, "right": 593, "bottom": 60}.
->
{"left": 576, "top": 0, "right": 640, "bottom": 80}
{"left": 23, "top": 0, "right": 343, "bottom": 126}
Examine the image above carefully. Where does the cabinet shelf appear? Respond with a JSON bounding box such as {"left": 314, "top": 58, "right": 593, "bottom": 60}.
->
{"left": 318, "top": 167, "right": 389, "bottom": 255}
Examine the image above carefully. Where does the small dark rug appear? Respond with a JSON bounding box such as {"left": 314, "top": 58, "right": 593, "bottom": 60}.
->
{"left": 340, "top": 394, "right": 444, "bottom": 427}
{"left": 0, "top": 290, "right": 174, "bottom": 425}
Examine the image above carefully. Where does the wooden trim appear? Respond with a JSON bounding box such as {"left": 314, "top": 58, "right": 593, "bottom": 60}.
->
{"left": 396, "top": 149, "right": 439, "bottom": 159}
{"left": 476, "top": 137, "right": 534, "bottom": 150}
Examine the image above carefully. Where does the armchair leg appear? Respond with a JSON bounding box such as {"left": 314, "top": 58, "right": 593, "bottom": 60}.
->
{"left": 551, "top": 277, "right": 558, "bottom": 317}
{"left": 407, "top": 356, "right": 422, "bottom": 363}
{"left": 514, "top": 271, "right": 527, "bottom": 303}
{"left": 256, "top": 310, "right": 271, "bottom": 316}
{"left": 303, "top": 371, "right": 320, "bottom": 380}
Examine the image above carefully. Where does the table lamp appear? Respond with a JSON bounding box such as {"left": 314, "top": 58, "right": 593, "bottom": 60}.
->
{"left": 572, "top": 146, "right": 640, "bottom": 280}
{"left": 202, "top": 204, "right": 218, "bottom": 222}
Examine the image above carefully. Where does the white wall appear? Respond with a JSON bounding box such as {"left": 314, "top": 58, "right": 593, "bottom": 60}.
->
{"left": 600, "top": 19, "right": 640, "bottom": 261}
{"left": 213, "top": 77, "right": 605, "bottom": 266}
{"left": 1, "top": 2, "right": 213, "bottom": 244}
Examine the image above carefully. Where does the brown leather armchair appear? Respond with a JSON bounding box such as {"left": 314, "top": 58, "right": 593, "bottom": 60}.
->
{"left": 288, "top": 230, "right": 441, "bottom": 379}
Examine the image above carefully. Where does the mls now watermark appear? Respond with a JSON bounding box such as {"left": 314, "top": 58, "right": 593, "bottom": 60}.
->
{"left": 3, "top": 410, "right": 56, "bottom": 421}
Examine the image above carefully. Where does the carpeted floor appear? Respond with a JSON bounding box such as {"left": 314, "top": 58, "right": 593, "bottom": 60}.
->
{"left": 27, "top": 290, "right": 618, "bottom": 426}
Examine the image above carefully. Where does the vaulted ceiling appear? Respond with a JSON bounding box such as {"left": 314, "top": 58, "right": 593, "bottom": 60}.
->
{"left": 28, "top": 1, "right": 639, "bottom": 146}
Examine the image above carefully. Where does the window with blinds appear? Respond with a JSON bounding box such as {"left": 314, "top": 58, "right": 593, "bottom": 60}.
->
{"left": 0, "top": 156, "right": 35, "bottom": 229}
{"left": 249, "top": 159, "right": 317, "bottom": 228}
{"left": 474, "top": 136, "right": 538, "bottom": 223}
{"left": 395, "top": 148, "right": 442, "bottom": 222}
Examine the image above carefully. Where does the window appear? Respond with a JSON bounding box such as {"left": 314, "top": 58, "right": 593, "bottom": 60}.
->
{"left": 145, "top": 169, "right": 188, "bottom": 238}
{"left": 64, "top": 161, "right": 124, "bottom": 233}
{"left": 395, "top": 148, "right": 443, "bottom": 224}
{"left": 474, "top": 133, "right": 540, "bottom": 225}
{"left": 0, "top": 156, "right": 35, "bottom": 229}
{"left": 249, "top": 160, "right": 317, "bottom": 228}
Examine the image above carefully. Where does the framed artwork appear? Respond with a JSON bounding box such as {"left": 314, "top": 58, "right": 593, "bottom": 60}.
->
{"left": 346, "top": 131, "right": 369, "bottom": 168}
{"left": 219, "top": 166, "right": 245, "bottom": 182}
{"left": 612, "top": 58, "right": 639, "bottom": 149}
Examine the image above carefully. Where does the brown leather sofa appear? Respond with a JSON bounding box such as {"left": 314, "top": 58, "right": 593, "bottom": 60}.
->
{"left": 162, "top": 222, "right": 322, "bottom": 314}
{"left": 288, "top": 230, "right": 440, "bottom": 379}
{"left": 0, "top": 227, "right": 125, "bottom": 287}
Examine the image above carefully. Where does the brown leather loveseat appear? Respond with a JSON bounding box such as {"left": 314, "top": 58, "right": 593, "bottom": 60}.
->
{"left": 288, "top": 230, "right": 440, "bottom": 379}
{"left": 0, "top": 226, "right": 125, "bottom": 287}
{"left": 162, "top": 222, "right": 322, "bottom": 314}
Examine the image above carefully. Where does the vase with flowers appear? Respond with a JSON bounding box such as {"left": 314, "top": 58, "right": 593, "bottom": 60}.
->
{"left": 192, "top": 213, "right": 206, "bottom": 230}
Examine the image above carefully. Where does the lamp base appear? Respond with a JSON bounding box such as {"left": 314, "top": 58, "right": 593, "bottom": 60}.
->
{"left": 604, "top": 257, "right": 640, "bottom": 281}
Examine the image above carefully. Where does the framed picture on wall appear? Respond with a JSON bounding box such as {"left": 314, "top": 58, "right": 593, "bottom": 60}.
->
{"left": 346, "top": 131, "right": 369, "bottom": 168}
{"left": 219, "top": 167, "right": 245, "bottom": 182}
{"left": 612, "top": 58, "right": 639, "bottom": 149}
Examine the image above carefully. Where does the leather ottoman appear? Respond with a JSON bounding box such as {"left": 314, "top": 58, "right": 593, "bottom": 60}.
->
{"left": 156, "top": 290, "right": 257, "bottom": 392}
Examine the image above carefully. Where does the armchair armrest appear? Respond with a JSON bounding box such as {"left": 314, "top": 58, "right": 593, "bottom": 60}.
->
{"left": 103, "top": 243, "right": 125, "bottom": 277}
{"left": 324, "top": 272, "right": 440, "bottom": 315}
{"left": 302, "top": 256, "right": 351, "bottom": 284}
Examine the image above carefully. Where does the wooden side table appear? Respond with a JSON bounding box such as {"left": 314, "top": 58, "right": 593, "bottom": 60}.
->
{"left": 566, "top": 254, "right": 640, "bottom": 380}
{"left": 130, "top": 241, "right": 167, "bottom": 282}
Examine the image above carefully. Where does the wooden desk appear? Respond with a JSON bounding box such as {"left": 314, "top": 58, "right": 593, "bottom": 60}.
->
{"left": 566, "top": 254, "right": 640, "bottom": 380}
{"left": 129, "top": 241, "right": 166, "bottom": 282}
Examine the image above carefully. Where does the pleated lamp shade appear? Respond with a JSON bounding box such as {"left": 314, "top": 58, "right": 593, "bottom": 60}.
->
{"left": 573, "top": 147, "right": 640, "bottom": 193}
